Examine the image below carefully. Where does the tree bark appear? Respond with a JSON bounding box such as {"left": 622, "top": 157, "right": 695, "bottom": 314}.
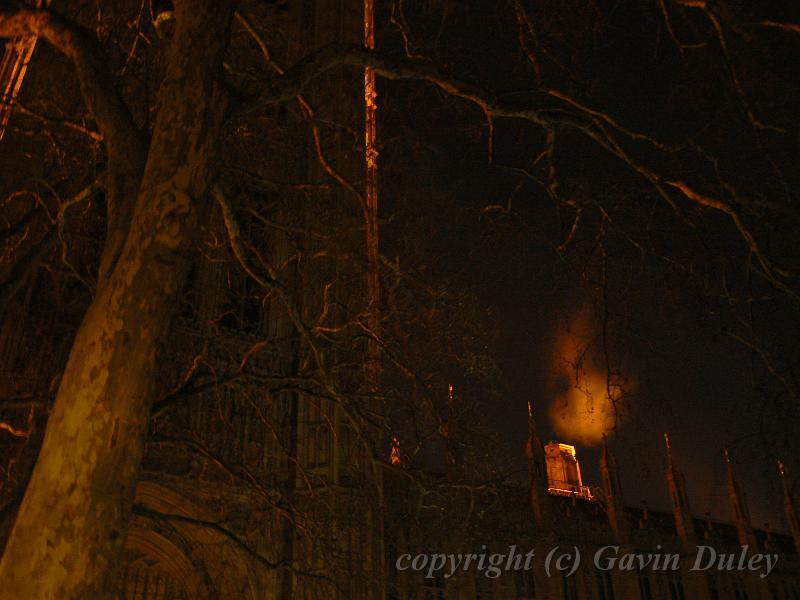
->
{"left": 0, "top": 2, "right": 234, "bottom": 598}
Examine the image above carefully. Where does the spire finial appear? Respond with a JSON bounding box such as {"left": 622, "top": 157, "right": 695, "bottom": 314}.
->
{"left": 527, "top": 399, "right": 534, "bottom": 418}
{"left": 779, "top": 460, "right": 791, "bottom": 496}
{"left": 725, "top": 446, "right": 757, "bottom": 547}
{"left": 601, "top": 431, "right": 610, "bottom": 457}
{"left": 390, "top": 437, "right": 402, "bottom": 466}
{"left": 664, "top": 432, "right": 674, "bottom": 469}
{"left": 777, "top": 460, "right": 800, "bottom": 554}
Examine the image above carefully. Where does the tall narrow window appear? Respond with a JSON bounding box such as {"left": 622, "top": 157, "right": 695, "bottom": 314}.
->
{"left": 476, "top": 573, "right": 491, "bottom": 600}
{"left": 706, "top": 573, "right": 720, "bottom": 600}
{"left": 123, "top": 561, "right": 188, "bottom": 600}
{"left": 515, "top": 567, "right": 536, "bottom": 599}
{"left": 637, "top": 570, "right": 653, "bottom": 600}
{"left": 423, "top": 572, "right": 445, "bottom": 600}
{"left": 306, "top": 400, "right": 331, "bottom": 471}
{"left": 562, "top": 572, "right": 578, "bottom": 600}
{"left": 596, "top": 570, "right": 615, "bottom": 600}
{"left": 338, "top": 422, "right": 364, "bottom": 486}
{"left": 733, "top": 578, "right": 750, "bottom": 600}
{"left": 667, "top": 572, "right": 686, "bottom": 600}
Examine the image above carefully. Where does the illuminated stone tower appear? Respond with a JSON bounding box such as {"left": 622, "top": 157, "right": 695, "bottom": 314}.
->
{"left": 664, "top": 432, "right": 696, "bottom": 546}
{"left": 0, "top": 26, "right": 37, "bottom": 140}
{"left": 600, "top": 435, "right": 629, "bottom": 542}
{"left": 525, "top": 400, "right": 551, "bottom": 525}
{"left": 780, "top": 461, "right": 800, "bottom": 554}
{"left": 544, "top": 441, "right": 594, "bottom": 500}
{"left": 117, "top": 1, "right": 382, "bottom": 598}
{"left": 725, "top": 448, "right": 758, "bottom": 549}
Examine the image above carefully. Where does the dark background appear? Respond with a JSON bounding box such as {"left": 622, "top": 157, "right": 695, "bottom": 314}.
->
{"left": 1, "top": 0, "right": 798, "bottom": 533}
{"left": 376, "top": 0, "right": 800, "bottom": 529}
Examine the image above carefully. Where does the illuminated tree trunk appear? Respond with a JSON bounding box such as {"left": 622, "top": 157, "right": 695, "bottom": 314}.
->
{"left": 0, "top": 2, "right": 234, "bottom": 598}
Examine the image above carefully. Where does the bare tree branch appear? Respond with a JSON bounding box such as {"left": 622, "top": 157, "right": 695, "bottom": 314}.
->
{"left": 0, "top": 175, "right": 102, "bottom": 316}
{"left": 0, "top": 6, "right": 148, "bottom": 281}
{"left": 1, "top": 97, "right": 102, "bottom": 141}
{"left": 750, "top": 20, "right": 800, "bottom": 35}
{"left": 242, "top": 43, "right": 794, "bottom": 293}
{"left": 0, "top": 7, "right": 141, "bottom": 152}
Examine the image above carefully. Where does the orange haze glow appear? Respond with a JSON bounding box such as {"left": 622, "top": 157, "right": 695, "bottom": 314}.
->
{"left": 548, "top": 309, "right": 631, "bottom": 446}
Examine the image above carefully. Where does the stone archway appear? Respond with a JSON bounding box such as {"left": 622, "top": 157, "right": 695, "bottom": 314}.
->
{"left": 125, "top": 481, "right": 260, "bottom": 600}
{"left": 123, "top": 528, "right": 207, "bottom": 600}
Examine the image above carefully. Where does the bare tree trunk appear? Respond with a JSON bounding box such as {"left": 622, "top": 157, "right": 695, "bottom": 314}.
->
{"left": 0, "top": 2, "right": 234, "bottom": 598}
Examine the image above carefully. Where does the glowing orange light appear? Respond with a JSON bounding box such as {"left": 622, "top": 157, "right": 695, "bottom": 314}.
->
{"left": 0, "top": 35, "right": 38, "bottom": 140}
{"left": 544, "top": 442, "right": 594, "bottom": 500}
{"left": 548, "top": 308, "right": 634, "bottom": 446}
{"left": 390, "top": 437, "right": 402, "bottom": 466}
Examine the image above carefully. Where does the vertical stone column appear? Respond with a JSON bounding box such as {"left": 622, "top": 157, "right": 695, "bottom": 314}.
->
{"left": 600, "top": 435, "right": 629, "bottom": 543}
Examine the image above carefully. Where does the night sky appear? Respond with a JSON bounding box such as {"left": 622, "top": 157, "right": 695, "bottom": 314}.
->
{"left": 4, "top": 1, "right": 800, "bottom": 597}
{"left": 376, "top": 0, "right": 800, "bottom": 530}
{"left": 1, "top": 0, "right": 798, "bottom": 538}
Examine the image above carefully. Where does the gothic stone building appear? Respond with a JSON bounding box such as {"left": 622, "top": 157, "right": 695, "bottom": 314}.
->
{"left": 384, "top": 418, "right": 800, "bottom": 600}
{"left": 1, "top": 1, "right": 800, "bottom": 600}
